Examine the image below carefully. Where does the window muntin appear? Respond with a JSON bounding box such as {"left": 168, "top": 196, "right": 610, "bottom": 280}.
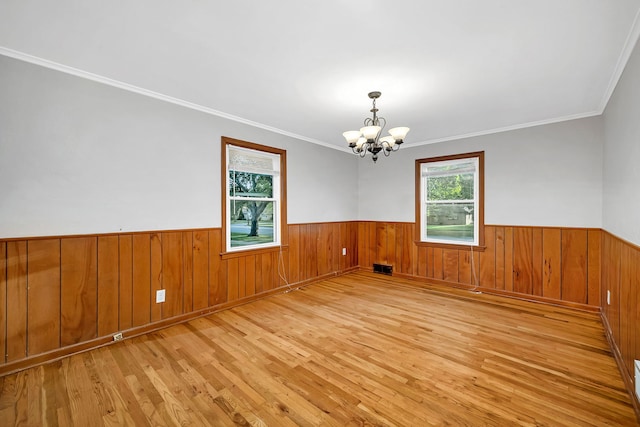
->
{"left": 226, "top": 144, "right": 281, "bottom": 251}
{"left": 417, "top": 152, "right": 484, "bottom": 247}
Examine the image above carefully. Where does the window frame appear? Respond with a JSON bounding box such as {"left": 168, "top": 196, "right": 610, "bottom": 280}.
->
{"left": 221, "top": 137, "right": 287, "bottom": 257}
{"left": 415, "top": 151, "right": 485, "bottom": 250}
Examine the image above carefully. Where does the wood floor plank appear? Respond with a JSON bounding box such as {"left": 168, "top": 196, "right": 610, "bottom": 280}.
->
{"left": 0, "top": 271, "right": 637, "bottom": 426}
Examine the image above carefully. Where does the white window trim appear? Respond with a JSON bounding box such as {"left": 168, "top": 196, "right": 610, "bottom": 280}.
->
{"left": 420, "top": 156, "right": 480, "bottom": 246}
{"left": 225, "top": 145, "right": 281, "bottom": 252}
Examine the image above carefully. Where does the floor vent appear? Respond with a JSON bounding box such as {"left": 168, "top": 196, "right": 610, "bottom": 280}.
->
{"left": 373, "top": 263, "right": 393, "bottom": 275}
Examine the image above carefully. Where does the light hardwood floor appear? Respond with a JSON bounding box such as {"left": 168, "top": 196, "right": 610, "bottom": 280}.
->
{"left": 0, "top": 272, "right": 637, "bottom": 426}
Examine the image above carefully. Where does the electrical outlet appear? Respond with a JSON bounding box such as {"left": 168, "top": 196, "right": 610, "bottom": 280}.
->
{"left": 156, "top": 289, "right": 166, "bottom": 303}
{"left": 342, "top": 247, "right": 347, "bottom": 256}
{"left": 113, "top": 332, "right": 123, "bottom": 342}
{"left": 607, "top": 290, "right": 611, "bottom": 305}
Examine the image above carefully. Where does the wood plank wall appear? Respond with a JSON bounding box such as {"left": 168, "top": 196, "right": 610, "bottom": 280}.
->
{"left": 0, "top": 222, "right": 358, "bottom": 372}
{"left": 601, "top": 231, "right": 640, "bottom": 410}
{"left": 358, "top": 222, "right": 601, "bottom": 308}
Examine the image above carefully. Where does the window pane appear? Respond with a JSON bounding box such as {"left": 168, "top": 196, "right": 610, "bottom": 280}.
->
{"left": 426, "top": 202, "right": 475, "bottom": 242}
{"left": 229, "top": 171, "right": 273, "bottom": 198}
{"left": 427, "top": 173, "right": 474, "bottom": 201}
{"left": 230, "top": 201, "right": 275, "bottom": 248}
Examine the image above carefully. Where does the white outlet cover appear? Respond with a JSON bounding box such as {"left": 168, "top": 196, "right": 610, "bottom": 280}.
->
{"left": 607, "top": 290, "right": 611, "bottom": 305}
{"left": 342, "top": 248, "right": 347, "bottom": 256}
{"left": 156, "top": 289, "right": 166, "bottom": 303}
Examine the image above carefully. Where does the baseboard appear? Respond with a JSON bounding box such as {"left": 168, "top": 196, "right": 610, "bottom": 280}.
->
{"left": 389, "top": 270, "right": 599, "bottom": 313}
{"left": 601, "top": 313, "right": 640, "bottom": 421}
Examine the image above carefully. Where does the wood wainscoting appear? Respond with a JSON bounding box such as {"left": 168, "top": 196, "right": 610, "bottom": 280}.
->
{"left": 0, "top": 222, "right": 359, "bottom": 375}
{"left": 0, "top": 271, "right": 636, "bottom": 425}
{"left": 358, "top": 222, "right": 601, "bottom": 309}
{"left": 601, "top": 230, "right": 640, "bottom": 416}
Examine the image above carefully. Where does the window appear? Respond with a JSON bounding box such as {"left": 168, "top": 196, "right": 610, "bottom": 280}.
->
{"left": 222, "top": 137, "right": 287, "bottom": 253}
{"left": 416, "top": 151, "right": 484, "bottom": 248}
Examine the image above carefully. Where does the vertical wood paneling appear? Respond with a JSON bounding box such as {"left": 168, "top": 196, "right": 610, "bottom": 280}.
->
{"left": 0, "top": 222, "right": 613, "bottom": 372}
{"left": 182, "top": 232, "right": 194, "bottom": 313}
{"left": 417, "top": 247, "right": 427, "bottom": 277}
{"left": 587, "top": 230, "right": 601, "bottom": 306}
{"left": 300, "top": 225, "right": 310, "bottom": 280}
{"left": 288, "top": 225, "right": 300, "bottom": 284}
{"left": 443, "top": 249, "right": 458, "bottom": 282}
{"left": 458, "top": 251, "right": 471, "bottom": 285}
{"left": 531, "top": 228, "right": 543, "bottom": 296}
{"left": 513, "top": 228, "right": 533, "bottom": 294}
{"left": 227, "top": 258, "right": 239, "bottom": 301}
{"left": 402, "top": 224, "right": 418, "bottom": 275}
{"left": 192, "top": 231, "right": 209, "bottom": 311}
{"left": 479, "top": 226, "right": 496, "bottom": 288}
{"left": 351, "top": 222, "right": 359, "bottom": 270}
{"left": 254, "top": 255, "right": 263, "bottom": 294}
{"left": 600, "top": 231, "right": 640, "bottom": 390}
{"left": 607, "top": 238, "right": 621, "bottom": 344}
{"left": 394, "top": 224, "right": 409, "bottom": 274}
{"left": 132, "top": 234, "right": 151, "bottom": 327}
{"left": 150, "top": 233, "right": 163, "bottom": 322}
{"left": 426, "top": 247, "right": 434, "bottom": 278}
{"left": 310, "top": 224, "right": 319, "bottom": 280}
{"left": 261, "top": 252, "right": 274, "bottom": 290}
{"left": 387, "top": 223, "right": 396, "bottom": 270}
{"left": 376, "top": 223, "right": 387, "bottom": 265}
{"left": 6, "top": 241, "right": 27, "bottom": 362}
{"left": 238, "top": 257, "right": 246, "bottom": 298}
{"left": 357, "top": 222, "right": 367, "bottom": 269}
{"left": 245, "top": 255, "right": 256, "bottom": 296}
{"left": 317, "top": 223, "right": 331, "bottom": 276}
{"left": 619, "top": 244, "right": 634, "bottom": 377}
{"left": 339, "top": 223, "right": 348, "bottom": 272}
{"left": 367, "top": 223, "right": 376, "bottom": 269}
{"left": 208, "top": 229, "right": 225, "bottom": 306}
{"left": 61, "top": 237, "right": 97, "bottom": 346}
{"left": 97, "top": 236, "right": 119, "bottom": 337}
{"left": 0, "top": 242, "right": 5, "bottom": 364}
{"left": 332, "top": 223, "right": 341, "bottom": 273}
{"left": 504, "top": 227, "right": 514, "bottom": 292}
{"left": 118, "top": 235, "right": 133, "bottom": 330}
{"left": 561, "top": 229, "right": 588, "bottom": 304}
{"left": 495, "top": 227, "right": 505, "bottom": 290}
{"left": 433, "top": 248, "right": 443, "bottom": 280}
{"left": 161, "top": 232, "right": 183, "bottom": 319}
{"left": 27, "top": 239, "right": 61, "bottom": 355}
{"left": 542, "top": 229, "right": 562, "bottom": 300}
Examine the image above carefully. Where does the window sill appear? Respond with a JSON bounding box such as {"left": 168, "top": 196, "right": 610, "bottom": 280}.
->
{"left": 220, "top": 244, "right": 288, "bottom": 260}
{"left": 414, "top": 240, "right": 486, "bottom": 252}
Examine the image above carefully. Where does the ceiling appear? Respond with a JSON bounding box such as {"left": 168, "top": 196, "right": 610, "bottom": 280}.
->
{"left": 1, "top": 1, "right": 640, "bottom": 151}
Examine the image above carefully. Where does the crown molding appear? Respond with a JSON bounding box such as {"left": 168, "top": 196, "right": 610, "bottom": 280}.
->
{"left": 598, "top": 7, "right": 640, "bottom": 113}
{"left": 405, "top": 110, "right": 602, "bottom": 149}
{"left": 0, "top": 46, "right": 350, "bottom": 153}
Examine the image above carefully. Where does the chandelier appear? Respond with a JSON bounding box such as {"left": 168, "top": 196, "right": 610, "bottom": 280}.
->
{"left": 342, "top": 91, "right": 410, "bottom": 163}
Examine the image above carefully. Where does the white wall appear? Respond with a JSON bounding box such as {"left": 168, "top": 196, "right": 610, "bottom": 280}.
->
{"left": 0, "top": 56, "right": 358, "bottom": 238}
{"left": 602, "top": 37, "right": 640, "bottom": 245}
{"left": 358, "top": 117, "right": 603, "bottom": 227}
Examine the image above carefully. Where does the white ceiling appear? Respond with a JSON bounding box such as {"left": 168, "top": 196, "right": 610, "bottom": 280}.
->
{"left": 1, "top": 1, "right": 640, "bottom": 151}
